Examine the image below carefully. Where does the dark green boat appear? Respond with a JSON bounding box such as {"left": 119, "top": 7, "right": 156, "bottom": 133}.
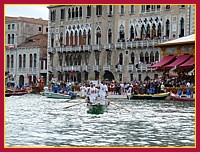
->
{"left": 87, "top": 100, "right": 109, "bottom": 114}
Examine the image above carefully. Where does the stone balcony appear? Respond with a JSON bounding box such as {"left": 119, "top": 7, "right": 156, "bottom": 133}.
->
{"left": 82, "top": 65, "right": 88, "bottom": 72}
{"left": 116, "top": 65, "right": 123, "bottom": 72}
{"left": 93, "top": 65, "right": 100, "bottom": 72}
{"left": 104, "top": 44, "right": 113, "bottom": 50}
{"left": 116, "top": 39, "right": 169, "bottom": 49}
{"left": 92, "top": 44, "right": 102, "bottom": 51}
{"left": 62, "top": 66, "right": 81, "bottom": 72}
{"left": 56, "top": 66, "right": 62, "bottom": 72}
{"left": 127, "top": 64, "right": 136, "bottom": 72}
{"left": 83, "top": 45, "right": 92, "bottom": 51}
{"left": 103, "top": 65, "right": 112, "bottom": 71}
{"left": 136, "top": 63, "right": 152, "bottom": 72}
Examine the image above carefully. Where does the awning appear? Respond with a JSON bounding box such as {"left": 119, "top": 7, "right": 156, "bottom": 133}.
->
{"left": 178, "top": 57, "right": 194, "bottom": 68}
{"left": 164, "top": 54, "right": 192, "bottom": 69}
{"left": 154, "top": 34, "right": 195, "bottom": 47}
{"left": 148, "top": 56, "right": 176, "bottom": 68}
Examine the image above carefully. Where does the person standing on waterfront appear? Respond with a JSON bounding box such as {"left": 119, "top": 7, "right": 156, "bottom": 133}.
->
{"left": 98, "top": 81, "right": 108, "bottom": 105}
{"left": 80, "top": 83, "right": 87, "bottom": 97}
{"left": 160, "top": 82, "right": 166, "bottom": 93}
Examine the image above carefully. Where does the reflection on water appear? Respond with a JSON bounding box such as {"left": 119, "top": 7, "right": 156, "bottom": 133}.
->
{"left": 5, "top": 94, "right": 195, "bottom": 147}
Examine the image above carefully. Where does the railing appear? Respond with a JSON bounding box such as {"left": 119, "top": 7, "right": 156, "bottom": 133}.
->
{"left": 116, "top": 65, "right": 123, "bottom": 72}
{"left": 93, "top": 65, "right": 99, "bottom": 72}
{"left": 115, "top": 42, "right": 126, "bottom": 49}
{"left": 103, "top": 65, "right": 111, "bottom": 71}
{"left": 82, "top": 65, "right": 88, "bottom": 72}
{"left": 127, "top": 64, "right": 136, "bottom": 72}
{"left": 56, "top": 66, "right": 62, "bottom": 72}
{"left": 48, "top": 66, "right": 53, "bottom": 72}
{"left": 28, "top": 67, "right": 38, "bottom": 72}
{"left": 136, "top": 63, "right": 152, "bottom": 72}
{"left": 117, "top": 38, "right": 169, "bottom": 49}
{"left": 92, "top": 45, "right": 102, "bottom": 51}
{"left": 56, "top": 47, "right": 62, "bottom": 53}
{"left": 83, "top": 45, "right": 92, "bottom": 51}
{"left": 48, "top": 47, "right": 56, "bottom": 53}
{"left": 104, "top": 44, "right": 113, "bottom": 50}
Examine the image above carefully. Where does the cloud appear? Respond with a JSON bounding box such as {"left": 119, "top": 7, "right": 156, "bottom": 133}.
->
{"left": 5, "top": 5, "right": 49, "bottom": 20}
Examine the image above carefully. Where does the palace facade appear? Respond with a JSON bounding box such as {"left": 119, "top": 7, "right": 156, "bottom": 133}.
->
{"left": 48, "top": 5, "right": 195, "bottom": 83}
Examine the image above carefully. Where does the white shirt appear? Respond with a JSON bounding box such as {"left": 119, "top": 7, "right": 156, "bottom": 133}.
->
{"left": 186, "top": 82, "right": 190, "bottom": 87}
{"left": 99, "top": 83, "right": 108, "bottom": 96}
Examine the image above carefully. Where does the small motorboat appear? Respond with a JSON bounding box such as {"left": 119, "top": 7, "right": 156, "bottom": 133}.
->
{"left": 170, "top": 92, "right": 195, "bottom": 102}
{"left": 43, "top": 91, "right": 77, "bottom": 99}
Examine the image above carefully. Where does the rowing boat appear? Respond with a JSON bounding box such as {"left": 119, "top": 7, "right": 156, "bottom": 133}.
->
{"left": 87, "top": 99, "right": 110, "bottom": 114}
{"left": 170, "top": 92, "right": 195, "bottom": 102}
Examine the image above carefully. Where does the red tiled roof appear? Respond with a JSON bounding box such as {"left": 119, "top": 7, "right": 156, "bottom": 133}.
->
{"left": 17, "top": 34, "right": 48, "bottom": 47}
{"left": 6, "top": 16, "right": 48, "bottom": 26}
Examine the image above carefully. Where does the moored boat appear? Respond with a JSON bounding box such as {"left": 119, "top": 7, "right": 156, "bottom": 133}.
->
{"left": 6, "top": 88, "right": 27, "bottom": 93}
{"left": 170, "top": 92, "right": 195, "bottom": 102}
{"left": 43, "top": 91, "right": 77, "bottom": 99}
{"left": 5, "top": 92, "right": 27, "bottom": 97}
{"left": 128, "top": 92, "right": 170, "bottom": 100}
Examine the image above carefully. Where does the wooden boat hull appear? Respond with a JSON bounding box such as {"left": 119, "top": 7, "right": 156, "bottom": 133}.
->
{"left": 87, "top": 100, "right": 109, "bottom": 114}
{"left": 128, "top": 92, "right": 169, "bottom": 100}
{"left": 170, "top": 92, "right": 195, "bottom": 102}
{"left": 43, "top": 92, "right": 77, "bottom": 99}
{"left": 5, "top": 92, "right": 27, "bottom": 97}
{"left": 6, "top": 88, "right": 27, "bottom": 93}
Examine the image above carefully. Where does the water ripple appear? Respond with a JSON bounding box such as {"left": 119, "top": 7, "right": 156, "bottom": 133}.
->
{"left": 5, "top": 94, "right": 195, "bottom": 147}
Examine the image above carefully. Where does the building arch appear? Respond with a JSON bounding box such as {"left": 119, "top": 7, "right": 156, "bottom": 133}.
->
{"left": 103, "top": 71, "right": 114, "bottom": 81}
{"left": 145, "top": 51, "right": 149, "bottom": 64}
{"left": 165, "top": 19, "right": 170, "bottom": 38}
{"left": 179, "top": 17, "right": 185, "bottom": 37}
{"left": 131, "top": 52, "right": 135, "bottom": 64}
{"left": 119, "top": 53, "right": 123, "bottom": 65}
{"left": 107, "top": 28, "right": 112, "bottom": 44}
{"left": 19, "top": 75, "right": 24, "bottom": 87}
{"left": 119, "top": 24, "right": 125, "bottom": 41}
{"left": 150, "top": 51, "right": 154, "bottom": 63}
{"left": 96, "top": 26, "right": 101, "bottom": 45}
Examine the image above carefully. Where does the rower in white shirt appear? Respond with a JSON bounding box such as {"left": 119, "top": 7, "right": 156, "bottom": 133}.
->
{"left": 98, "top": 81, "right": 108, "bottom": 105}
{"left": 88, "top": 83, "right": 99, "bottom": 103}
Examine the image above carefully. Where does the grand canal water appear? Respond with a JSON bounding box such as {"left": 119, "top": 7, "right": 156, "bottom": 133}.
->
{"left": 5, "top": 94, "right": 195, "bottom": 147}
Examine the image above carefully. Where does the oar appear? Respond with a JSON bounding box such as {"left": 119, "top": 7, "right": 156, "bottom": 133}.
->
{"left": 64, "top": 101, "right": 86, "bottom": 109}
{"left": 108, "top": 100, "right": 132, "bottom": 112}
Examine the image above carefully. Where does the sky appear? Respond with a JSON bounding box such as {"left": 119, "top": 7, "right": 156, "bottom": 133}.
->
{"left": 5, "top": 5, "right": 49, "bottom": 20}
